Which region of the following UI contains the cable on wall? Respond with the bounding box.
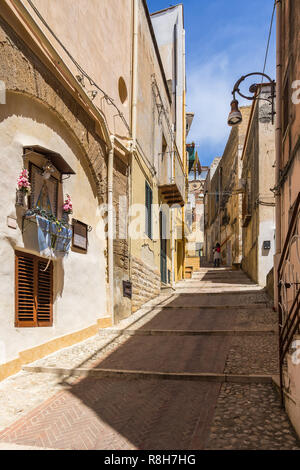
[25,0,131,134]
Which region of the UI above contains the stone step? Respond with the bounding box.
[21,365,277,384]
[98,328,277,337]
[143,303,272,310]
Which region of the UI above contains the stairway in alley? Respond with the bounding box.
[0,268,299,450]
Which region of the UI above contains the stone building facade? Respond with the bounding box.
[241,84,276,286]
[204,108,251,267]
[0,11,111,380]
[0,0,188,379]
[203,157,221,262]
[130,2,187,312]
[275,0,300,438]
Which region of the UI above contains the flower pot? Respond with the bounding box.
[16,189,26,206]
[62,212,70,224]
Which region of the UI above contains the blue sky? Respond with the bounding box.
[147,0,276,167]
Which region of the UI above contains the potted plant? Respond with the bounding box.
[62,194,73,223]
[16,169,31,206]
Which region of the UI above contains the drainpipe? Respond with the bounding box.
[132,0,138,145]
[275,0,282,255]
[108,135,115,325]
[274,0,282,311]
[171,208,175,289]
[128,0,139,280]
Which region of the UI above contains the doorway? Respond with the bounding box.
[160,211,167,284]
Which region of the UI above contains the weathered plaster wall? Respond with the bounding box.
[151,5,185,160]
[0,19,108,202]
[0,20,109,370]
[130,0,175,303]
[241,92,275,286]
[0,97,107,363]
[280,1,300,437]
[136,0,172,165]
[219,107,251,266]
[24,0,133,138]
[113,154,131,321]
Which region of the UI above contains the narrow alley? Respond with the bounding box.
[0,0,299,455]
[0,268,299,450]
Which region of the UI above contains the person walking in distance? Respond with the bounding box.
[213,242,221,267]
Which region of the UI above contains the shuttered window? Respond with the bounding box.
[15,251,53,327]
[145,182,152,240]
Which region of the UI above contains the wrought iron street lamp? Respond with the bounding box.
[228,72,276,126]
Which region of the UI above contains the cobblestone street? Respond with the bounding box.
[0,268,299,450]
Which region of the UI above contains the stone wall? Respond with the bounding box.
[0,18,108,202]
[113,154,131,321]
[131,256,161,313]
[0,17,112,377]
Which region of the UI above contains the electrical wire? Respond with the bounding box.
[262,0,276,77]
[25,0,131,134]
[258,0,276,95]
[189,1,276,154]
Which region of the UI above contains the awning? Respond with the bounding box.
[186,143,196,173]
[24,145,76,175]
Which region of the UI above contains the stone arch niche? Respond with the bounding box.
[0,16,108,203]
[0,90,108,339]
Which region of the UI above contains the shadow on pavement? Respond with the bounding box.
[0,271,277,450]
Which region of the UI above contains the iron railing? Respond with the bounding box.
[278,191,300,402]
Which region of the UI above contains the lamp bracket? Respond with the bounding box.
[231,72,276,124]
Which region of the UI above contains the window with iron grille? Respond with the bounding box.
[15,251,53,327]
[145,182,152,239]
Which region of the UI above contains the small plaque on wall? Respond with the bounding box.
[123,280,132,299]
[72,219,88,252]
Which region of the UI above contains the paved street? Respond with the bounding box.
[0,268,299,450]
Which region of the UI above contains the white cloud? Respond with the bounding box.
[186,48,275,151]
[186,53,232,145]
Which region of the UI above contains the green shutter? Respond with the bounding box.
[145,182,152,239]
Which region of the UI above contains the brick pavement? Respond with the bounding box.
[0,268,299,450]
[0,378,221,450]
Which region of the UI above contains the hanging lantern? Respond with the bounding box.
[227,99,243,126]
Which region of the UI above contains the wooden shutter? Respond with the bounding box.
[37,258,53,326]
[145,182,152,239]
[15,251,53,327]
[15,252,35,327]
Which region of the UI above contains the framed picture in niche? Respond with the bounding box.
[72,219,88,252]
[29,163,58,216]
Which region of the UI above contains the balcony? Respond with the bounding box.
[158,146,185,207]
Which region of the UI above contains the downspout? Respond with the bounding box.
[171,128,175,288]
[182,29,187,278]
[275,0,282,256]
[132,0,139,145]
[129,0,139,280]
[274,0,282,311]
[108,135,115,325]
[171,208,175,289]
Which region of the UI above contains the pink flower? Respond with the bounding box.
[63,194,73,213]
[17,169,31,193]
